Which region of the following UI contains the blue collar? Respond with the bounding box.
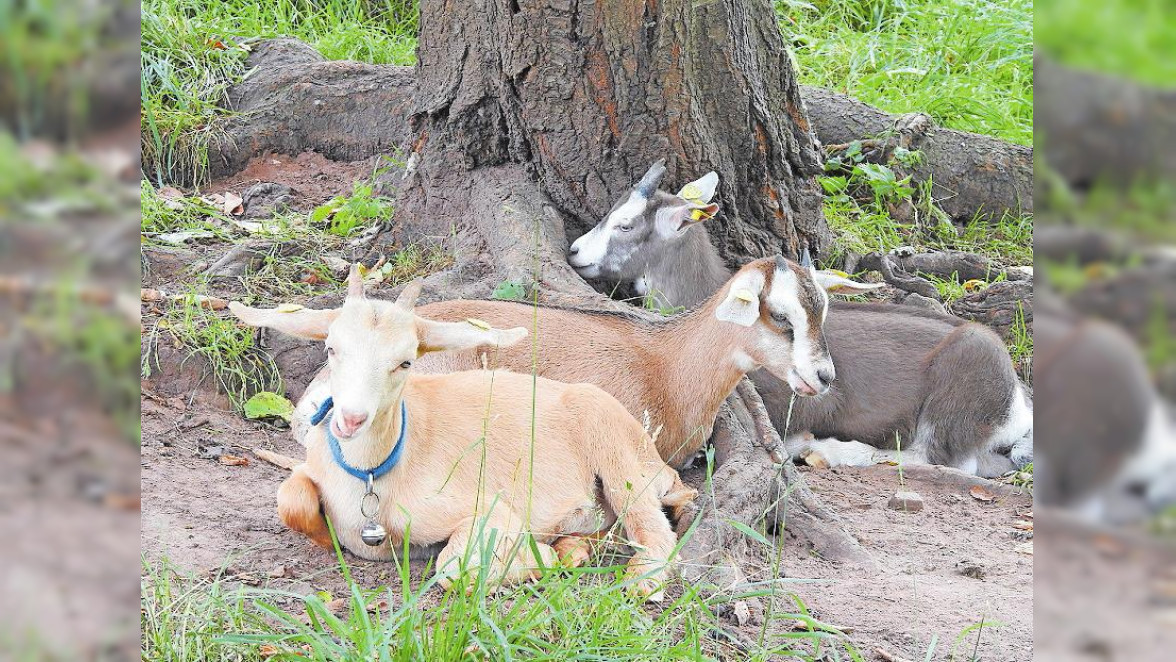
[310,397,408,483]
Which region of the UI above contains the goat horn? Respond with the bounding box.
[634,159,668,198]
[799,245,814,268]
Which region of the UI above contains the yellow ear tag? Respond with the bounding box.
[276,303,305,313]
[734,289,756,303]
[690,207,715,221]
[963,279,987,292]
[680,183,703,203]
[467,318,491,331]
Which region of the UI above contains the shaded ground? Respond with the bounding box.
[140,150,1033,660]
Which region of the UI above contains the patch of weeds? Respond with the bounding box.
[143,286,281,410]
[491,279,529,302]
[1005,462,1033,490]
[641,290,686,316]
[236,247,346,302]
[1144,296,1176,373]
[373,243,456,287]
[311,179,394,237]
[779,0,1032,144]
[820,142,1032,267]
[140,180,233,240]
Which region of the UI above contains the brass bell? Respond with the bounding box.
[360,520,387,546]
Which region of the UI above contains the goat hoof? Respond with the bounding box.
[802,450,830,469]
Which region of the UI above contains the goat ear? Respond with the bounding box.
[656,201,720,235]
[812,269,885,295]
[396,280,424,310]
[228,302,338,340]
[415,317,528,355]
[714,270,766,327]
[676,171,719,204]
[346,264,366,300]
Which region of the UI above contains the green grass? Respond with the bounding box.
[142,532,867,662]
[142,286,284,410]
[780,0,1032,145]
[141,0,419,184]
[1036,0,1176,87]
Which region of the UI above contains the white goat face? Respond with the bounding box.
[568,160,719,282]
[715,258,835,397]
[325,300,418,439]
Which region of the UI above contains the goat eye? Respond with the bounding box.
[400,360,413,370]
[619,224,633,233]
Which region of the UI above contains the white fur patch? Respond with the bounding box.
[987,385,1034,455]
[731,350,757,372]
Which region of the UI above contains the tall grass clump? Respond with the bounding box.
[779,0,1032,144]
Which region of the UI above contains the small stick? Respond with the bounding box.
[253,448,301,470]
[875,647,915,662]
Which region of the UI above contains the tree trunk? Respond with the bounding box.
[385,0,864,587]
[397,0,828,276]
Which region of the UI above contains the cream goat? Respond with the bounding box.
[230,276,694,597]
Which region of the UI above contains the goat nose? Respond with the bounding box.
[817,367,835,387]
[335,410,368,436]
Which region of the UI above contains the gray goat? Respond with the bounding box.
[569,161,1033,476]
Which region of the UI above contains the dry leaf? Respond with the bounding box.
[259,644,280,658]
[158,186,184,199]
[1012,520,1034,531]
[325,598,347,615]
[206,38,227,50]
[224,192,244,216]
[969,485,996,502]
[1014,542,1033,556]
[219,454,250,467]
[268,565,289,579]
[141,288,164,302]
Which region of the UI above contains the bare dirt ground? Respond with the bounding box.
[140,152,1033,660]
[139,394,1034,660]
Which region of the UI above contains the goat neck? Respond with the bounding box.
[332,388,409,473]
[650,294,756,462]
[643,226,731,310]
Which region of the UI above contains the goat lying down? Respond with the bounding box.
[230,276,695,597]
[567,160,1033,477]
[234,257,867,471]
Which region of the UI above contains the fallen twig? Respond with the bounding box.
[253,448,301,470]
[874,647,915,662]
